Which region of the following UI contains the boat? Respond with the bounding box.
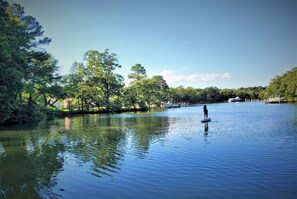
[164,102,181,108]
[228,96,243,102]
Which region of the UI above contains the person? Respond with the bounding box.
[203,105,208,119]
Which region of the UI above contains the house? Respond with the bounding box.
[64,98,72,109]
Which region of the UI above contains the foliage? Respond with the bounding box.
[123,66,169,109]
[0,0,56,123]
[167,86,266,104]
[128,64,147,81]
[265,67,297,102]
[64,50,124,111]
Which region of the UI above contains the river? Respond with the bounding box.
[0,102,296,199]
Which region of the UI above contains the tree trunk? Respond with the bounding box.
[19,92,22,111]
[81,97,84,111]
[28,94,33,109]
[43,94,48,107]
[106,90,110,110]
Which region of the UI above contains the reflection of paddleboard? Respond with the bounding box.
[201,118,211,123]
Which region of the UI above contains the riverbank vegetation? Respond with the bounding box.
[0,0,296,124]
[264,67,297,102]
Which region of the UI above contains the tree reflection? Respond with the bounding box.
[127,116,170,158]
[0,113,170,198]
[0,129,64,199]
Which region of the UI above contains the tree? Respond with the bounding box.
[132,76,169,109]
[64,62,88,111]
[0,0,51,123]
[24,53,63,108]
[83,49,123,110]
[123,86,138,109]
[150,75,169,107]
[134,78,152,109]
[265,75,283,99]
[172,86,187,103]
[0,0,23,122]
[266,67,297,102]
[282,67,297,102]
[128,64,147,81]
[124,63,148,109]
[220,89,235,102]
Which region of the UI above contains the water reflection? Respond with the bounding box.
[204,122,209,134]
[64,117,71,130]
[0,113,170,198]
[203,122,209,143]
[1,104,297,198]
[204,122,208,133]
[0,142,4,156]
[0,129,64,198]
[125,116,168,157]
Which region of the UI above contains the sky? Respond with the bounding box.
[7,0,297,88]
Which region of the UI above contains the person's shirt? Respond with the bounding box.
[203,106,207,112]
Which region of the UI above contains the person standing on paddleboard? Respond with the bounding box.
[203,105,208,119]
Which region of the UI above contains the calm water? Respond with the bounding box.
[0,102,296,199]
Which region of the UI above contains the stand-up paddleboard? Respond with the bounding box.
[201,118,211,123]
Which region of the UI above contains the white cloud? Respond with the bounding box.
[160,70,230,84]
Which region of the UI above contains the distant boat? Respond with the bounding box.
[228,96,243,102]
[164,102,181,108]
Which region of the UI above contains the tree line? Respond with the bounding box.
[0,0,295,124]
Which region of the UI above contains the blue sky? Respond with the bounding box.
[8,0,297,88]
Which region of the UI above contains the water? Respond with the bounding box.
[0,102,296,199]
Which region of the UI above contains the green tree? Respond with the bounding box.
[173,86,187,103]
[123,86,138,109]
[0,0,23,122]
[64,62,88,111]
[265,75,283,99]
[128,64,147,81]
[24,53,63,108]
[282,67,297,102]
[0,0,51,123]
[150,75,169,107]
[124,64,148,109]
[266,67,297,102]
[220,89,235,102]
[133,76,169,108]
[134,78,152,109]
[83,49,123,110]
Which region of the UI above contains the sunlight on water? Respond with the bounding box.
[0,102,296,198]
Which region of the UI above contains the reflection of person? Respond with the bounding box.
[204,122,209,136]
[203,105,208,119]
[204,122,209,132]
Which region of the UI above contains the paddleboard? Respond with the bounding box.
[201,118,211,123]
